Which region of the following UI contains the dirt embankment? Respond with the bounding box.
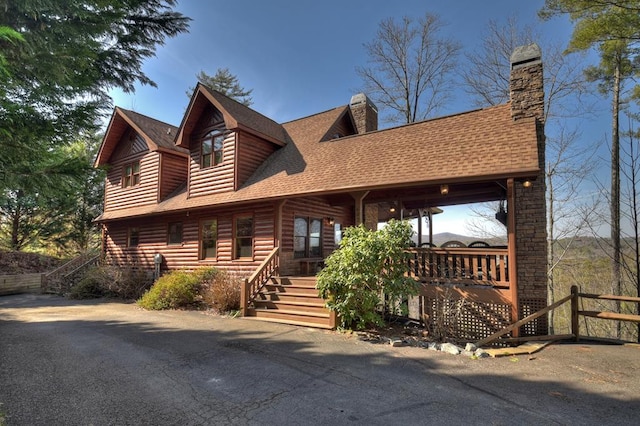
[0,250,64,274]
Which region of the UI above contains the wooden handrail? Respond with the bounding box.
[241,247,279,316]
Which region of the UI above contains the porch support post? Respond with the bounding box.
[350,191,369,226]
[417,209,423,246]
[274,199,287,248]
[507,178,519,336]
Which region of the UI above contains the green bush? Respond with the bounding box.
[317,219,419,330]
[136,268,219,310]
[200,269,241,313]
[69,268,107,299]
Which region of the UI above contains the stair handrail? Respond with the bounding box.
[241,247,279,316]
[63,254,101,280]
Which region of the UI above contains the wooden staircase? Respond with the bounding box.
[244,276,336,329]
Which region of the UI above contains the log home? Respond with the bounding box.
[95,44,547,336]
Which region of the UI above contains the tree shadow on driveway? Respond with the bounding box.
[0,294,638,425]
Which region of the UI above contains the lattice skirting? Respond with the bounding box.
[417,296,512,342]
[519,297,548,336]
[413,295,549,342]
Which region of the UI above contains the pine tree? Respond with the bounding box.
[187,68,253,106]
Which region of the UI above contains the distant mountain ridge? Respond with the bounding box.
[414,232,507,247]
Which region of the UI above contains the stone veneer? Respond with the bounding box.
[510,44,548,332]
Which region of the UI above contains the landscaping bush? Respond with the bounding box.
[317,219,419,330]
[70,265,152,300]
[200,269,241,313]
[69,267,108,299]
[137,270,204,310]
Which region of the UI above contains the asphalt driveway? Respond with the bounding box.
[1,294,639,425]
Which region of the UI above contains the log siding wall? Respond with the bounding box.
[279,197,354,275]
[104,150,160,212]
[235,131,278,189]
[104,202,277,277]
[188,132,236,198]
[104,196,354,278]
[159,153,188,201]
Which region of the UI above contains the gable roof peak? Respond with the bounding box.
[176,83,289,147]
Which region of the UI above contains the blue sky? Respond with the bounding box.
[109,0,609,236]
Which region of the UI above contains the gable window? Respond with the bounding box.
[234,215,253,259]
[127,227,139,247]
[201,128,225,168]
[167,222,183,245]
[200,219,217,260]
[122,161,140,188]
[294,217,322,258]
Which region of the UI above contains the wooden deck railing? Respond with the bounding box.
[241,247,279,316]
[406,247,509,289]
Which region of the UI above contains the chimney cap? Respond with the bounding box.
[349,93,378,113]
[510,43,542,70]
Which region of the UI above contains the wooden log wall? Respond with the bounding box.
[104,150,160,212]
[159,152,188,201]
[104,202,277,278]
[235,131,278,189]
[188,132,236,198]
[279,197,354,275]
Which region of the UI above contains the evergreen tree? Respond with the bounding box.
[187,68,253,106]
[0,0,189,252]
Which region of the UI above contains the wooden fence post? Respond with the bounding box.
[571,285,579,342]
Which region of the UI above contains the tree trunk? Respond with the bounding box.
[611,60,622,339]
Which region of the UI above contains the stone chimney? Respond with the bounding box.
[510,43,544,123]
[349,93,378,134]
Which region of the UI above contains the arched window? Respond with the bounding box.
[201,128,225,168]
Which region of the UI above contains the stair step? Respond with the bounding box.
[255,293,325,303]
[250,307,330,318]
[253,300,328,314]
[243,315,334,329]
[272,276,318,288]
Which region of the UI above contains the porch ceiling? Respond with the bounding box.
[323,179,509,212]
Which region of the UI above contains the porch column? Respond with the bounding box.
[350,191,369,226]
[274,199,287,248]
[507,178,519,335]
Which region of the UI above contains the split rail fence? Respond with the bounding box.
[477,285,640,347]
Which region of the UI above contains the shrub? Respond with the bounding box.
[200,269,241,313]
[317,219,419,330]
[103,267,152,300]
[137,269,205,310]
[69,267,108,299]
[70,265,152,300]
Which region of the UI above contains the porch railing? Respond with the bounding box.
[406,247,509,289]
[241,247,279,316]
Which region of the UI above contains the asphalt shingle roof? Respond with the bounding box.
[98,101,540,221]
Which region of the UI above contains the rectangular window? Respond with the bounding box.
[294,216,323,258]
[167,222,183,245]
[122,161,140,188]
[234,215,253,259]
[200,219,217,260]
[127,227,139,247]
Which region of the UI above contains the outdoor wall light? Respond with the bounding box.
[440,184,449,195]
[389,206,396,213]
[523,180,533,188]
[326,217,335,226]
